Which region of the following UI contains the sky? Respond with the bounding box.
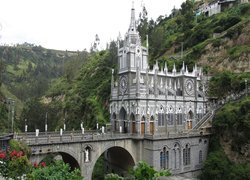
[0,0,185,51]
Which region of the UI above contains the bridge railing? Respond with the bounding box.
[15,129,210,146]
[15,132,142,145]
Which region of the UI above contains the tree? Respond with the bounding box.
[200,150,231,180]
[130,161,156,179]
[138,6,148,44]
[28,160,82,180]
[0,99,8,133]
[0,140,31,179]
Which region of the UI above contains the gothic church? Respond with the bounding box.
[109,5,210,176]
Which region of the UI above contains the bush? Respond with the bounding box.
[212,39,222,48]
[240,3,250,15]
[200,150,231,180]
[28,160,82,180]
[215,15,241,33]
[214,26,224,33]
[225,24,243,39]
[105,173,124,180]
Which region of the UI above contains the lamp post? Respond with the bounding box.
[97,122,99,134]
[63,111,67,131]
[12,101,14,133]
[25,119,27,134]
[8,99,15,133]
[45,112,48,135]
[245,79,248,96]
[63,118,66,131]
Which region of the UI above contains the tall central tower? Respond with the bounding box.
[118,4,148,74]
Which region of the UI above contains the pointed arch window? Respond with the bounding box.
[199,150,203,164]
[183,144,191,165]
[173,143,180,169]
[168,107,174,126]
[177,107,183,125]
[160,147,169,169]
[158,106,165,126]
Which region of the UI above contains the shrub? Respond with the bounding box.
[240,3,250,15]
[212,39,222,48]
[105,173,124,180]
[28,160,82,180]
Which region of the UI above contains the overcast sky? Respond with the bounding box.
[0,0,185,51]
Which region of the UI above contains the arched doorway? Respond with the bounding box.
[187,110,193,129]
[141,116,145,134]
[130,113,136,134]
[119,107,127,133]
[150,116,154,134]
[112,113,117,131]
[92,146,135,179]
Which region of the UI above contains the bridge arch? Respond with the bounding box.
[30,150,80,171]
[59,152,80,170]
[91,143,136,179]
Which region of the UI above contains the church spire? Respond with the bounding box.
[129,1,137,34]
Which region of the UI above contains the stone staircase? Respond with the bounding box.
[193,90,248,130]
[192,110,214,130]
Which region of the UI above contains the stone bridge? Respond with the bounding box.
[15,130,210,180]
[16,132,142,179]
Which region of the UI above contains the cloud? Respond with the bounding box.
[0,0,185,51]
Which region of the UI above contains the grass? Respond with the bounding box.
[6,59,36,76]
[228,44,250,59]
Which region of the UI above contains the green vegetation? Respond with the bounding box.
[200,96,250,180]
[0,93,8,134]
[208,71,249,99]
[0,140,31,179]
[0,139,82,179]
[28,160,82,180]
[92,154,105,180]
[137,1,250,71]
[42,42,117,130]
[104,161,171,180]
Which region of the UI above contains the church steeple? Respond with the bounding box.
[118,3,148,73]
[125,1,140,46]
[129,1,136,34]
